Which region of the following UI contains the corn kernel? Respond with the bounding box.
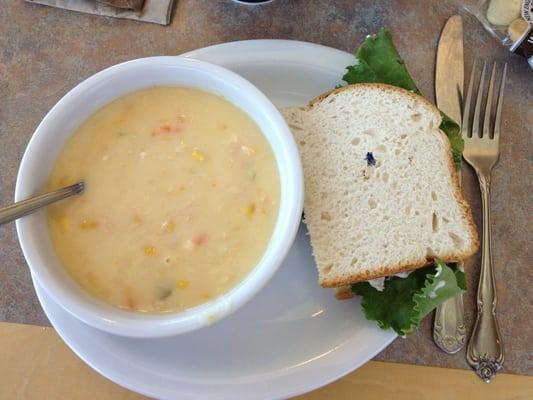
[192,148,204,161]
[161,220,175,233]
[80,219,98,229]
[58,216,69,231]
[85,271,98,286]
[245,203,255,216]
[240,144,255,156]
[176,280,189,289]
[112,116,125,126]
[144,246,157,256]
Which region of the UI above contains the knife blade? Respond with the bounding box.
[433,14,466,355]
[435,15,464,123]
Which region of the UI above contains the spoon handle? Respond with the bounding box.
[0,182,84,226]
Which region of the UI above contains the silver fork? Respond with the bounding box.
[463,59,507,383]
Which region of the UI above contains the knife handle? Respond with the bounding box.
[433,157,466,354]
[433,275,466,354]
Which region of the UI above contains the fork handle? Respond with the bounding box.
[466,173,504,382]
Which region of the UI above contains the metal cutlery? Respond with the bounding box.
[0,182,84,226]
[433,14,467,354]
[463,59,507,382]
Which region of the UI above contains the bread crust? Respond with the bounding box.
[299,83,479,288]
[307,83,441,119]
[334,286,354,300]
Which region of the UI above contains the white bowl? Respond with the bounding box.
[15,56,303,338]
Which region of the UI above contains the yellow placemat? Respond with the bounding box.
[1,322,532,400]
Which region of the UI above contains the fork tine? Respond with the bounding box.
[472,61,487,138]
[462,58,478,138]
[493,63,507,143]
[483,63,497,139]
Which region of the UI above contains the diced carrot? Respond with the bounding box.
[125,296,136,310]
[152,121,183,136]
[192,233,207,246]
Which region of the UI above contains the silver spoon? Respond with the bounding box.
[0,182,84,226]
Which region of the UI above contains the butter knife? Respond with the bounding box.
[432,15,467,354]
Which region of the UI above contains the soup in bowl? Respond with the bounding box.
[47,86,280,314]
[16,57,303,338]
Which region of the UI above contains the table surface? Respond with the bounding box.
[0,0,532,380]
[2,322,533,400]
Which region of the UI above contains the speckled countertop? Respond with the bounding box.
[0,0,531,376]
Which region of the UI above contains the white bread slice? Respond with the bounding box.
[281,83,478,288]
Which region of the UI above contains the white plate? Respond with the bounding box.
[33,40,396,400]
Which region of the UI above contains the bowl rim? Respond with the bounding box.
[15,56,303,338]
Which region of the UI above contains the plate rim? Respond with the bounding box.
[34,39,397,400]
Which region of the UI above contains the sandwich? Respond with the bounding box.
[281,29,479,335]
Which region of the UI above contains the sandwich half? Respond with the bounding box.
[281,83,478,290]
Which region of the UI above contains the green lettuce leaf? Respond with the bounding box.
[351,262,466,336]
[342,28,419,93]
[342,28,463,170]
[440,112,464,169]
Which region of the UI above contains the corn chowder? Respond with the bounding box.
[47,87,280,313]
